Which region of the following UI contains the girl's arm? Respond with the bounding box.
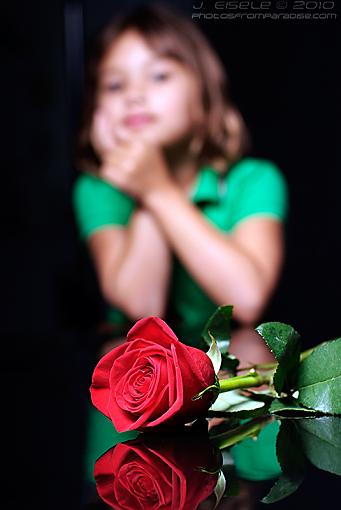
[143,183,284,325]
[86,110,172,320]
[88,112,283,325]
[88,208,171,320]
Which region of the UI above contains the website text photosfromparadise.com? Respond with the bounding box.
[192,1,338,21]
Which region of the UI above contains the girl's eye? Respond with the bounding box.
[103,82,123,92]
[152,71,171,82]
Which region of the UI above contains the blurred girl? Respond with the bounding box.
[73,2,288,350]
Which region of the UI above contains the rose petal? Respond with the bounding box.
[90,341,129,418]
[143,343,183,428]
[115,356,169,415]
[127,317,179,347]
[115,359,157,411]
[111,348,169,412]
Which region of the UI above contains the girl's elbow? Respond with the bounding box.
[102,286,165,322]
[226,288,268,326]
[234,303,263,326]
[123,299,166,322]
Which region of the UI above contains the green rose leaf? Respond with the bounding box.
[210,390,251,411]
[269,398,316,416]
[222,463,240,497]
[202,305,233,353]
[244,389,274,402]
[297,417,341,476]
[256,322,301,396]
[220,353,239,373]
[262,419,305,504]
[208,406,269,420]
[261,472,303,504]
[210,390,266,413]
[296,338,341,414]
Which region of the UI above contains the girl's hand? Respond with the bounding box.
[91,109,174,200]
[90,108,118,158]
[101,135,173,201]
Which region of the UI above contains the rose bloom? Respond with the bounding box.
[90,317,216,432]
[94,432,221,510]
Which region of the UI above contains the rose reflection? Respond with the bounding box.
[94,429,222,510]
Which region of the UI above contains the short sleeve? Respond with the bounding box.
[72,173,135,240]
[228,159,289,227]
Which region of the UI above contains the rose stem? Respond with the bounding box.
[218,370,273,393]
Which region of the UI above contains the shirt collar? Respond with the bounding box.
[190,165,222,205]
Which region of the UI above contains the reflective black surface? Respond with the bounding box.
[81,411,341,509]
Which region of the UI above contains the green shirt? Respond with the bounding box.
[73,157,288,344]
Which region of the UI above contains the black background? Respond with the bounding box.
[3,0,340,508]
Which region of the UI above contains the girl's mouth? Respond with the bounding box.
[123,113,155,128]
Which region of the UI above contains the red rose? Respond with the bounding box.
[94,432,221,510]
[90,317,216,432]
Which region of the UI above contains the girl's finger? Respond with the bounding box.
[113,124,134,146]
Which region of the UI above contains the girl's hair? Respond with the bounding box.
[75,2,250,173]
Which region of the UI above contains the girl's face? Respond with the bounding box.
[96,30,203,147]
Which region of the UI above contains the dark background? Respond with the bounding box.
[3,0,340,508]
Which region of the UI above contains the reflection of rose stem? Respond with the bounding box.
[192,370,273,401]
[210,415,273,450]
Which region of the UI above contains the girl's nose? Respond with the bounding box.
[125,82,146,105]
